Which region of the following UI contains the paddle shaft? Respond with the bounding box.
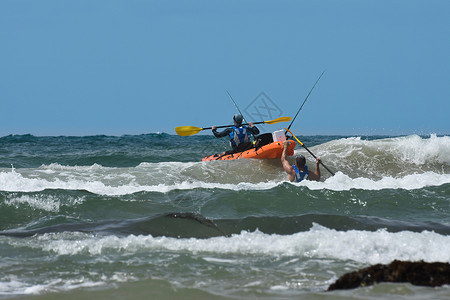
[205,120,266,131]
[175,117,291,136]
[285,128,335,176]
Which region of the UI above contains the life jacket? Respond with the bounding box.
[229,126,249,148]
[293,164,309,182]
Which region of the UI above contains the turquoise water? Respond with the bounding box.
[1,133,449,299]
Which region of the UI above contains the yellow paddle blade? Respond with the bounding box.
[264,117,291,124]
[175,126,203,136]
[285,128,304,146]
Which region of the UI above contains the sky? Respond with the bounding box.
[1,0,449,136]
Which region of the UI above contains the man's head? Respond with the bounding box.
[233,114,243,126]
[295,155,306,168]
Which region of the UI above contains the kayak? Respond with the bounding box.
[202,140,296,161]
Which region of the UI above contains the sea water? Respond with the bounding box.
[0,133,449,299]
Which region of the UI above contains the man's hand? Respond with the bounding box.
[212,126,217,130]
[249,122,254,127]
[283,140,291,149]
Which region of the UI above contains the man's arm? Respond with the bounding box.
[212,127,232,138]
[281,140,295,182]
[308,158,321,181]
[247,123,260,135]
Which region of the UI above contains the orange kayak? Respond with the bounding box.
[202,140,296,161]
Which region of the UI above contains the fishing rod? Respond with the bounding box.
[285,128,335,176]
[285,70,326,134]
[226,90,248,123]
[226,90,257,139]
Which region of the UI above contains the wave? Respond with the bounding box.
[3,211,449,239]
[308,134,450,179]
[1,166,449,196]
[1,134,449,299]
[5,223,449,265]
[327,134,450,164]
[0,134,449,195]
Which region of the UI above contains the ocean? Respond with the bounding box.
[0,133,449,299]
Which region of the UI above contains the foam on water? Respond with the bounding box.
[4,194,62,212]
[1,166,450,196]
[1,134,449,195]
[10,223,449,265]
[326,134,450,164]
[0,273,110,296]
[307,171,450,191]
[388,134,450,165]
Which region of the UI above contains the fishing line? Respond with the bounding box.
[286,70,326,135]
[226,90,248,123]
[226,90,256,140]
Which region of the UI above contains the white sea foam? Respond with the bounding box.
[1,134,450,195]
[326,134,450,165]
[3,193,85,212]
[304,171,450,191]
[0,275,27,295]
[388,134,450,165]
[4,195,61,212]
[1,165,449,195]
[18,224,450,265]
[0,274,106,295]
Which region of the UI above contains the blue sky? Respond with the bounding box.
[1,0,449,136]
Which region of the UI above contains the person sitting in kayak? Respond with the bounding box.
[212,114,260,154]
[281,140,321,182]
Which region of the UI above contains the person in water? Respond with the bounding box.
[281,140,321,182]
[212,114,260,154]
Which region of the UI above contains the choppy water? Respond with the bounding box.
[1,133,449,299]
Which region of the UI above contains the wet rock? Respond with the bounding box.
[328,260,450,290]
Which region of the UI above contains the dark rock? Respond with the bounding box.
[328,260,450,290]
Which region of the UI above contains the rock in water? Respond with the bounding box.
[328,260,450,290]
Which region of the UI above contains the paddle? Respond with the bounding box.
[285,128,335,176]
[175,117,292,137]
